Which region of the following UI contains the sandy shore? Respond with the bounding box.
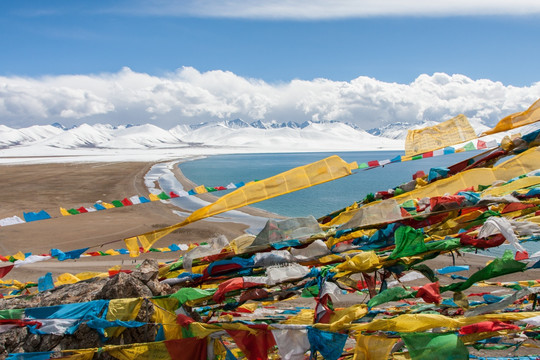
[0,160,278,282]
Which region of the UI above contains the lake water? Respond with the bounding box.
[179,150,540,257]
[178,151,483,219]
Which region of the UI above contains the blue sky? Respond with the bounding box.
[1,1,540,128]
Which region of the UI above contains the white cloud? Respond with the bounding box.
[1,67,539,129]
[125,0,540,19]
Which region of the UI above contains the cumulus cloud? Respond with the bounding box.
[1,67,539,129]
[124,0,540,19]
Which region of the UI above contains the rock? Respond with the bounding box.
[95,272,153,299]
[146,279,171,296]
[0,327,26,356]
[131,259,159,283]
[0,277,108,310]
[0,260,178,357]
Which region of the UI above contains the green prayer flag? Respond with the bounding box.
[169,259,184,272]
[402,199,416,211]
[170,287,216,305]
[412,155,423,160]
[411,264,438,283]
[389,226,427,260]
[301,284,319,298]
[157,192,170,200]
[0,308,24,320]
[111,200,124,207]
[367,286,414,308]
[67,208,79,215]
[401,332,468,360]
[442,250,526,293]
[463,142,476,151]
[358,163,369,169]
[424,238,461,252]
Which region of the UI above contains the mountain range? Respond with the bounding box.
[0,119,410,152]
[0,118,501,157]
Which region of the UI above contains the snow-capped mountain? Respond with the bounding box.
[0,120,404,152]
[0,124,65,148]
[367,121,439,140]
[367,118,494,140]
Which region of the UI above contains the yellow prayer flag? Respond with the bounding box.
[481,176,540,197]
[106,298,143,338]
[150,298,182,340]
[12,251,25,261]
[123,156,357,256]
[482,98,540,135]
[101,202,115,209]
[405,114,477,156]
[125,237,140,257]
[194,185,207,194]
[349,311,540,333]
[58,350,97,360]
[55,273,80,286]
[283,309,315,325]
[149,193,160,202]
[60,207,71,216]
[335,251,381,274]
[105,342,171,360]
[104,249,121,256]
[353,334,398,360]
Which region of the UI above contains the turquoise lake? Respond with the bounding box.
[179,150,540,257]
[178,151,483,219]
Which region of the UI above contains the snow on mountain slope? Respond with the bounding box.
[40,123,114,148]
[178,120,402,150]
[101,124,185,149]
[1,120,403,154]
[368,117,492,141]
[0,124,64,148]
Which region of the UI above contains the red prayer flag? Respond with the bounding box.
[416,281,442,304]
[501,202,535,214]
[213,278,259,303]
[108,269,132,277]
[0,265,14,279]
[460,233,506,249]
[367,160,380,167]
[169,191,180,198]
[459,320,519,335]
[121,198,133,206]
[412,170,426,180]
[76,207,88,213]
[422,151,433,158]
[400,208,411,217]
[477,140,487,149]
[165,338,208,360]
[227,325,276,360]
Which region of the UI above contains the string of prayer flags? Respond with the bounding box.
[123,155,358,256]
[356,138,499,171]
[405,114,477,156]
[482,97,540,136]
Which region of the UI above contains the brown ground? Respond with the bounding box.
[0,161,278,282]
